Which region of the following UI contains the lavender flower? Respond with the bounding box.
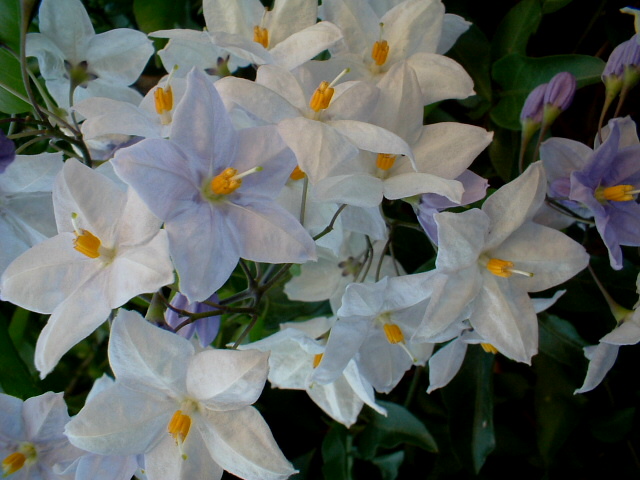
[165,293,221,347]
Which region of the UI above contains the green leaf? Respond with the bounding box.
[441,345,495,474]
[0,313,40,399]
[488,125,519,182]
[589,407,636,443]
[322,424,352,480]
[133,0,187,33]
[0,48,30,114]
[448,25,492,103]
[0,0,21,51]
[538,314,588,367]
[491,53,605,130]
[372,451,405,480]
[533,354,585,466]
[541,0,573,14]
[491,0,542,61]
[358,401,438,460]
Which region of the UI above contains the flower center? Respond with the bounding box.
[480,343,498,354]
[309,69,350,114]
[376,312,417,362]
[594,184,640,202]
[485,258,534,278]
[312,353,323,368]
[2,443,37,477]
[208,166,263,196]
[71,212,114,260]
[253,25,269,48]
[168,410,192,460]
[376,153,396,171]
[289,165,306,181]
[371,40,389,66]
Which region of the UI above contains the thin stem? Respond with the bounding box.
[232,313,259,348]
[299,176,308,226]
[15,136,47,154]
[313,204,347,241]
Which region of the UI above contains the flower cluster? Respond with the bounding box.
[0,0,638,478]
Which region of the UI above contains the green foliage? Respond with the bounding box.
[442,345,495,474]
[322,424,352,480]
[491,0,542,61]
[0,0,21,51]
[491,53,605,130]
[0,311,40,399]
[133,0,187,33]
[358,401,438,460]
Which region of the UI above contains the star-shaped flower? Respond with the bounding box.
[112,68,316,301]
[0,159,174,377]
[65,309,295,480]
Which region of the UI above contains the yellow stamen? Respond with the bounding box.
[376,153,396,171]
[2,452,26,476]
[168,410,192,444]
[154,86,174,125]
[309,69,350,113]
[595,184,638,202]
[486,258,534,278]
[309,81,334,112]
[371,40,389,66]
[253,25,269,48]
[383,323,404,344]
[312,353,323,368]
[74,229,101,259]
[290,165,306,180]
[209,166,263,196]
[211,168,241,195]
[481,343,498,354]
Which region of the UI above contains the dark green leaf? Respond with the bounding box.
[491,0,542,61]
[0,313,40,399]
[488,125,519,182]
[441,345,495,474]
[133,0,187,33]
[589,407,636,443]
[358,401,438,460]
[534,354,585,465]
[0,48,30,114]
[372,451,404,480]
[322,424,352,480]
[491,53,605,130]
[538,314,588,367]
[0,0,21,51]
[448,25,492,102]
[541,0,573,14]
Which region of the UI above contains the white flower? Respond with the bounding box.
[0,392,82,479]
[65,310,296,480]
[0,159,174,377]
[26,0,153,108]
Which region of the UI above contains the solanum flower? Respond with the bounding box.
[240,316,387,427]
[0,392,82,479]
[66,309,295,480]
[312,273,436,393]
[0,152,62,275]
[414,163,589,363]
[26,0,154,108]
[112,68,316,301]
[152,0,342,72]
[541,117,640,269]
[0,159,174,377]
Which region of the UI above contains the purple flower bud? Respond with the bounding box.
[520,83,547,124]
[0,130,15,174]
[604,35,640,77]
[165,292,221,347]
[544,72,576,112]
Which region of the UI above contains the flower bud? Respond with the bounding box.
[602,35,640,99]
[542,72,576,126]
[520,83,547,139]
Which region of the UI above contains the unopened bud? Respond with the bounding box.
[542,72,576,126]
